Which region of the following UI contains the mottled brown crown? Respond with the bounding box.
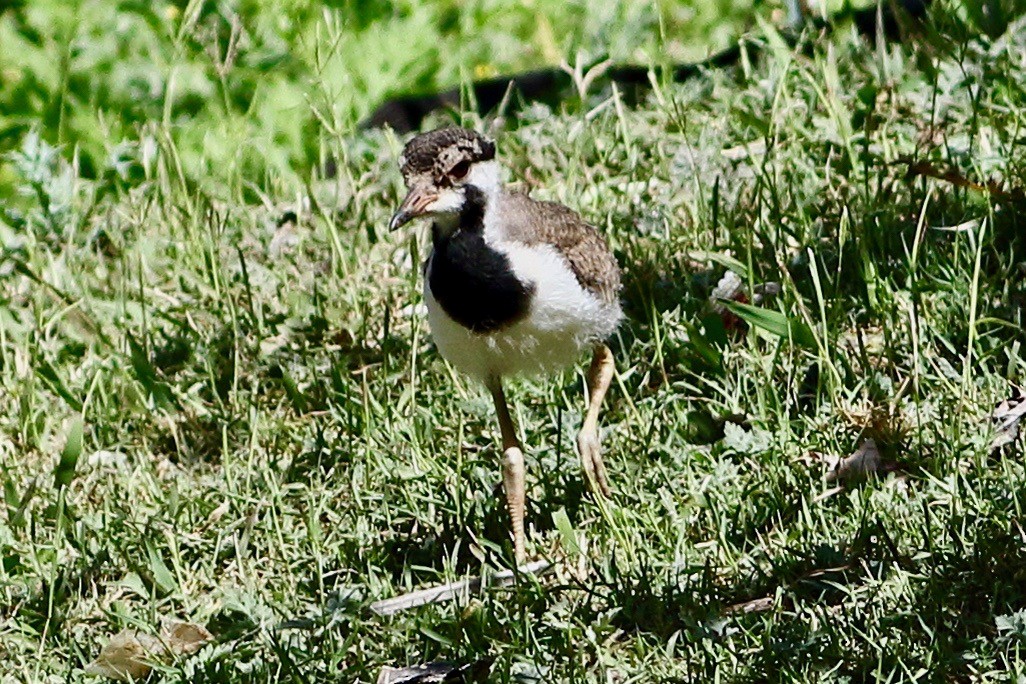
[399,127,495,178]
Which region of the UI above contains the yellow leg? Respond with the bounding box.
[577,344,614,497]
[488,377,527,564]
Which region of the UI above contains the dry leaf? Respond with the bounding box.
[826,439,881,483]
[723,596,775,615]
[83,631,162,681]
[991,386,1026,452]
[161,620,213,656]
[84,621,212,681]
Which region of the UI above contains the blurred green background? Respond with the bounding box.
[0,0,831,196]
[3,0,1019,198]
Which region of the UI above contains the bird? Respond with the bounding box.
[389,126,622,563]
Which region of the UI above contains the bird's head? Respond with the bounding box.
[389,127,499,233]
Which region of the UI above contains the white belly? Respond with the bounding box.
[424,243,620,382]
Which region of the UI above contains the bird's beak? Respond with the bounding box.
[390,184,437,231]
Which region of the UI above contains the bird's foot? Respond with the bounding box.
[577,430,612,498]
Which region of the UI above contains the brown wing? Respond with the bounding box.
[499,191,621,305]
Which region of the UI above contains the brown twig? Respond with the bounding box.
[899,157,1026,202]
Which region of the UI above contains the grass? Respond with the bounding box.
[2,1,1026,681]
[0,0,773,198]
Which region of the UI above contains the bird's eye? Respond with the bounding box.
[449,160,471,180]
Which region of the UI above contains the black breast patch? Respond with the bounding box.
[427,188,534,333]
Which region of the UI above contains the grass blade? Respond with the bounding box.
[721,300,817,348]
[53,416,83,490]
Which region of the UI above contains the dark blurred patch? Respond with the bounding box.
[377,659,493,684]
[851,0,932,39]
[361,1,933,134]
[361,69,570,134]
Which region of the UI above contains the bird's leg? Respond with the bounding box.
[577,344,614,498]
[488,377,527,564]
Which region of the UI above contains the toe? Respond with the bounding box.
[577,431,611,497]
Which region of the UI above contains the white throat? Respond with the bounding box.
[468,159,504,244]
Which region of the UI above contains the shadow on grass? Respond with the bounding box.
[577,491,1026,679]
[370,459,597,583]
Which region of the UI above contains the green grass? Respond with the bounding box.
[0,0,772,199]
[3,1,1026,681]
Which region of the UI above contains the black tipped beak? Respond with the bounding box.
[389,209,413,232]
[390,185,436,231]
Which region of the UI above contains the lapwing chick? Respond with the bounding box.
[390,127,622,563]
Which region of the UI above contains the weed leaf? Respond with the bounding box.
[144,541,178,594]
[552,508,581,556]
[53,416,83,490]
[721,300,817,348]
[126,334,174,408]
